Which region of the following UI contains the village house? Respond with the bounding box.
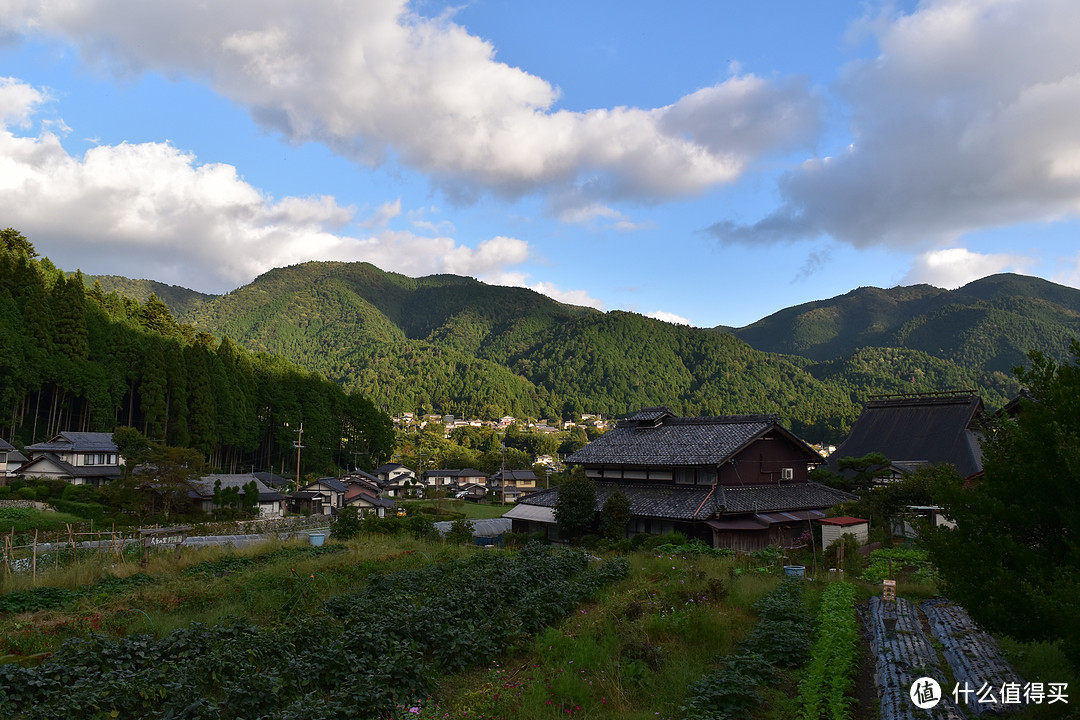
[344,489,395,517]
[828,392,986,482]
[301,477,348,515]
[0,438,14,479]
[508,407,855,550]
[424,468,488,491]
[187,474,285,518]
[489,469,539,502]
[374,462,419,498]
[18,431,123,487]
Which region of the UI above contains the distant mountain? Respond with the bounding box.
[89,275,214,317]
[728,274,1080,374]
[90,264,1080,442]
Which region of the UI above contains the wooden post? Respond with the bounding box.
[67,524,77,564]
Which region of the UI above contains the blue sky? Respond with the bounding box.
[2,0,1079,328]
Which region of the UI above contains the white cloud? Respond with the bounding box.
[1052,251,1080,288]
[484,271,605,310]
[1,1,821,205]
[902,247,1034,288]
[711,0,1080,249]
[645,310,692,326]
[0,79,531,292]
[0,76,47,127]
[358,198,401,229]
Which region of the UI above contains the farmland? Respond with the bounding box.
[0,536,1075,719]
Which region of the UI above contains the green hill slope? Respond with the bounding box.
[729,273,1080,374]
[99,262,1078,443]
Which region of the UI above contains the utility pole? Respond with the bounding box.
[293,422,304,493]
[500,444,506,506]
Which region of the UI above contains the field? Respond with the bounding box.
[0,537,1075,720]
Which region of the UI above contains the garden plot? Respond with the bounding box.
[865,596,967,720]
[921,599,1025,717]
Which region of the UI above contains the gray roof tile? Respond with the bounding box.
[567,415,779,466]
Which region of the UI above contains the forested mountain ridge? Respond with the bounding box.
[728,273,1080,373]
[90,260,1062,442]
[0,233,394,477]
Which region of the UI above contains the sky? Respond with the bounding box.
[2,0,1080,329]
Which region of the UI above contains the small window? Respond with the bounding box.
[675,468,694,484]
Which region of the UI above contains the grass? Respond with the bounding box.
[412,498,512,519]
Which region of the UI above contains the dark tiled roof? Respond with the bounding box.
[625,406,674,422]
[426,468,487,478]
[831,394,985,479]
[254,471,293,489]
[374,463,408,473]
[520,481,856,521]
[568,414,782,466]
[0,438,14,453]
[346,492,395,509]
[188,474,275,498]
[492,469,538,481]
[720,483,858,514]
[26,431,117,454]
[18,453,120,479]
[308,477,347,493]
[520,483,722,520]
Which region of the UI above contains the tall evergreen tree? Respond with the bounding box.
[140,339,168,440]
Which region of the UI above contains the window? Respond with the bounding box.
[675,468,695,484]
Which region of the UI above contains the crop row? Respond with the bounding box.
[0,544,629,720]
[0,574,157,615]
[681,578,814,720]
[798,582,857,720]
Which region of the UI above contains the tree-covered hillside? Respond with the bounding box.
[1,231,393,476]
[729,273,1080,373]
[89,258,1077,443]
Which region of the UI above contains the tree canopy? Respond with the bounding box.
[923,341,1080,667]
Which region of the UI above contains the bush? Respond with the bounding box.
[445,518,474,545]
[52,499,106,522]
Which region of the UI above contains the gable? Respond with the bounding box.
[568,412,819,468]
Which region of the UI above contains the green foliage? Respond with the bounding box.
[600,490,631,540]
[860,548,937,584]
[798,583,858,720]
[554,467,597,543]
[0,546,629,719]
[0,237,395,481]
[330,506,361,540]
[923,343,1080,668]
[445,517,474,545]
[681,579,813,720]
[0,574,155,614]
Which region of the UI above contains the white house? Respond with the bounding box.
[302,477,348,515]
[20,432,123,487]
[0,438,14,479]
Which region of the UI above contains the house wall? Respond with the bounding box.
[720,433,811,486]
[821,523,869,546]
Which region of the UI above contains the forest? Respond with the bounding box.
[0,230,394,477]
[155,259,1042,441]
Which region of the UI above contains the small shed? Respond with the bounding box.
[818,516,869,546]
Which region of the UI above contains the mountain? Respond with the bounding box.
[86,275,214,317]
[727,273,1080,374]
[92,265,1079,442]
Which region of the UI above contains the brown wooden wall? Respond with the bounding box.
[718,431,813,487]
